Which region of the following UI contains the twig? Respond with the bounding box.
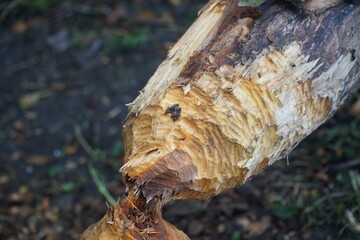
[123,194,140,212]
[0,0,24,25]
[305,192,348,213]
[322,159,360,173]
[5,57,41,77]
[272,182,322,189]
[291,182,301,198]
[345,209,360,232]
[349,170,360,194]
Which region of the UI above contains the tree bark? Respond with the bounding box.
[81,0,360,239]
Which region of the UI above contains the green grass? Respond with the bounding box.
[102,28,149,54]
[111,140,123,158]
[47,164,63,177]
[70,30,97,49]
[49,181,76,195]
[325,121,360,158]
[20,0,58,10]
[70,27,149,53]
[62,181,76,192]
[87,163,117,206]
[230,231,241,240]
[267,103,360,238]
[272,201,302,220]
[73,125,118,206]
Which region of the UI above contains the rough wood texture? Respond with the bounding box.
[122,0,360,201]
[81,0,360,239]
[81,194,189,240]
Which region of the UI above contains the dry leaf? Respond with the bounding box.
[27,155,53,166]
[136,10,157,21]
[106,5,126,25]
[246,215,271,237]
[349,97,360,118]
[12,21,29,35]
[314,173,329,182]
[63,144,78,155]
[168,0,181,6]
[19,90,53,109]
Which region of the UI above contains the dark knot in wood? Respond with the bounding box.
[165,104,181,121]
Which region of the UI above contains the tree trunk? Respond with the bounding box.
[81,0,360,239]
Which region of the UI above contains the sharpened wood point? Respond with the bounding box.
[81,194,190,240]
[81,0,360,239]
[123,149,197,203]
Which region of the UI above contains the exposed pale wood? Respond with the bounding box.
[122,0,360,201]
[81,0,360,239]
[81,194,189,240]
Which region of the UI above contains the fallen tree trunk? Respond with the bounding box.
[81,0,360,239]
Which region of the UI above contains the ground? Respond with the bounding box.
[0,0,360,240]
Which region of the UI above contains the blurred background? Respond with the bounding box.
[0,0,360,239]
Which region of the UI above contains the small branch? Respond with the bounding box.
[0,0,24,25]
[349,170,360,194]
[322,159,360,173]
[345,209,360,232]
[304,192,349,213]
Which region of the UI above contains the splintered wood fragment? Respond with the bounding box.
[81,0,360,239]
[81,194,189,240]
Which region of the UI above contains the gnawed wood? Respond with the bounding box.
[81,194,190,240]
[122,0,360,201]
[82,0,360,239]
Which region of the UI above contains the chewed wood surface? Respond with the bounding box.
[82,0,360,239]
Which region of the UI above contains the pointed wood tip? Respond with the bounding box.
[80,194,190,240]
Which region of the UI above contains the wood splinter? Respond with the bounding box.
[81,0,360,239]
